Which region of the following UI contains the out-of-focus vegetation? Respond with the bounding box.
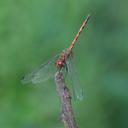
[0,0,128,128]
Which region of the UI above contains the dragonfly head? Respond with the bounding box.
[55,48,72,70]
[55,60,65,69]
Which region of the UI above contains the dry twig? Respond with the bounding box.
[55,71,78,128]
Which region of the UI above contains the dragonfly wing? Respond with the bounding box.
[66,57,83,100]
[21,54,59,84]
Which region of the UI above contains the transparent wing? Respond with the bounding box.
[66,57,83,100]
[21,54,59,84]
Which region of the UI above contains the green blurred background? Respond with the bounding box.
[0,0,128,128]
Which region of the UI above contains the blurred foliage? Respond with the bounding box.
[0,0,128,128]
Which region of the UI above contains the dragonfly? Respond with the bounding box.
[21,15,90,100]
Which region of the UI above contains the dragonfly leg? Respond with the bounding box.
[65,61,68,72]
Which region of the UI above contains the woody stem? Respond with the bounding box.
[55,71,78,128]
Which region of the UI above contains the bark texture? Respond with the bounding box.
[55,71,78,128]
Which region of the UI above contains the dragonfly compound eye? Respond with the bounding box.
[55,60,65,68]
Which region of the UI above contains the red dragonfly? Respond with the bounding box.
[22,15,90,100]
